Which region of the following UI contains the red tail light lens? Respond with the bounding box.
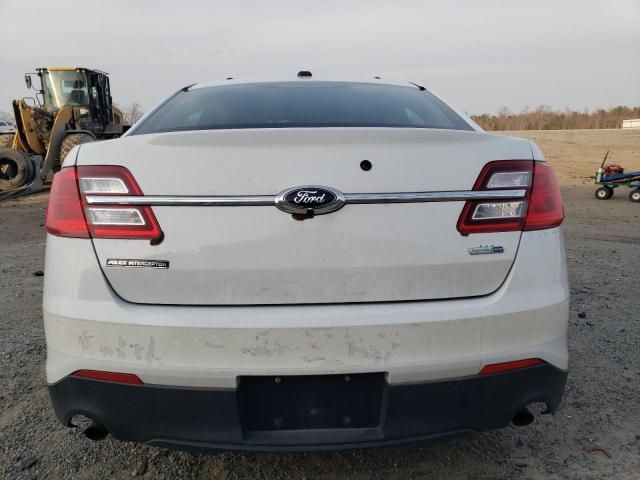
[479,358,544,375]
[72,369,144,384]
[523,162,564,231]
[45,168,90,238]
[457,160,563,235]
[46,166,162,242]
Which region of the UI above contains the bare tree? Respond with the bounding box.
[497,106,512,131]
[518,106,530,130]
[123,102,144,125]
[532,105,550,130]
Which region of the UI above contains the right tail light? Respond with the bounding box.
[457,160,564,235]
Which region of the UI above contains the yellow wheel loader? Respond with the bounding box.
[0,67,129,198]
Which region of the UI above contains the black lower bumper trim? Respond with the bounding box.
[48,364,567,452]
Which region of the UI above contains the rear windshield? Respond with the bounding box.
[131,82,472,135]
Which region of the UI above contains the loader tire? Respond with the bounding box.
[0,148,32,191]
[0,133,14,149]
[59,133,95,165]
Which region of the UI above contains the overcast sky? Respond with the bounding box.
[1,0,638,115]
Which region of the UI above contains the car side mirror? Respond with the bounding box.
[25,75,32,89]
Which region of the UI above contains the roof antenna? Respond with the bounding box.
[409,82,426,91]
[297,70,312,78]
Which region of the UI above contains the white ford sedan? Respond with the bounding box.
[43,73,568,451]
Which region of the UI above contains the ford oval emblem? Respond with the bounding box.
[275,186,346,215]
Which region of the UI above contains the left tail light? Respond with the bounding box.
[46,166,162,242]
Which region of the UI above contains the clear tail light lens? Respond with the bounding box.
[457,160,563,235]
[46,166,162,242]
[86,208,146,226]
[472,201,527,220]
[486,171,531,189]
[79,177,129,194]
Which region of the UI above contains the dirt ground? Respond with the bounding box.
[1,129,639,479]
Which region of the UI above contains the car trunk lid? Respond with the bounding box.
[78,128,532,305]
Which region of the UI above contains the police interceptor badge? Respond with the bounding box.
[468,245,504,255]
[106,259,170,269]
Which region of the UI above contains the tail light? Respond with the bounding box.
[457,160,563,235]
[46,166,162,242]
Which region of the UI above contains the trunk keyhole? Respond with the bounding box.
[360,160,372,171]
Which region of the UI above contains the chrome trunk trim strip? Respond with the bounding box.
[85,189,527,207]
[343,189,526,204]
[85,195,275,206]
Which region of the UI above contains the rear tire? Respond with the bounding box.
[629,189,640,203]
[59,133,95,165]
[0,148,33,191]
[595,186,613,200]
[0,133,15,149]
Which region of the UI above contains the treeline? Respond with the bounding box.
[471,105,640,131]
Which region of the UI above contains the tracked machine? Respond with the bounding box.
[0,67,129,198]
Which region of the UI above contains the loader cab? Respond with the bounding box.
[26,67,115,130]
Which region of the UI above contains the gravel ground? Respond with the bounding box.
[1,129,639,479]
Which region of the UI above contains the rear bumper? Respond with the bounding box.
[49,363,567,452]
[43,228,569,388]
